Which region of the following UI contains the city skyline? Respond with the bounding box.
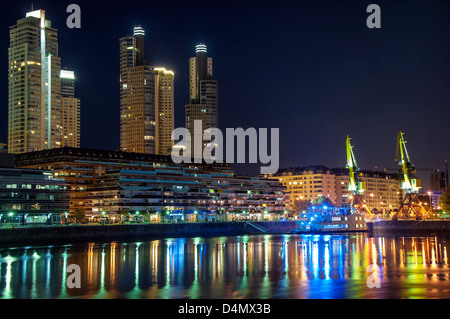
[2,1,450,303]
[0,0,449,178]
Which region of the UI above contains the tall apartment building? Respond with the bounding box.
[154,68,174,155]
[8,9,62,154]
[119,26,155,154]
[60,69,80,147]
[185,44,218,157]
[266,166,401,214]
[8,9,80,154]
[120,27,174,155]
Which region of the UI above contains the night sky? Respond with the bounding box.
[1,0,449,182]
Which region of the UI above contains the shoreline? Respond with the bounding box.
[3,219,450,248]
[0,221,298,247]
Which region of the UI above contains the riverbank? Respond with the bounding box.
[0,221,298,246]
[367,219,450,235]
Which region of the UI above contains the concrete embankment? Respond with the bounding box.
[0,221,297,246]
[367,220,450,235]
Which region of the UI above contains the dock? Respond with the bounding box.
[367,219,450,235]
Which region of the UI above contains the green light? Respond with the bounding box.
[194,211,198,214]
[136,211,140,215]
[8,212,14,217]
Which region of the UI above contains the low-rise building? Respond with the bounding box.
[265,166,402,214]
[15,147,285,220]
[0,155,69,226]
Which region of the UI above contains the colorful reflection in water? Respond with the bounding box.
[0,233,449,299]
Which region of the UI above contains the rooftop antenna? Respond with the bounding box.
[31,3,34,11]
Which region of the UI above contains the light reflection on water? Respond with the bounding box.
[0,233,449,299]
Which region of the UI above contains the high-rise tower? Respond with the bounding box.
[60,69,80,147]
[119,26,175,155]
[185,44,218,157]
[8,9,62,154]
[154,68,175,156]
[119,26,156,154]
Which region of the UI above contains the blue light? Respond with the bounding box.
[323,206,328,210]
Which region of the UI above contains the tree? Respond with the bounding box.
[292,199,310,213]
[439,189,450,212]
[72,208,85,223]
[312,196,335,208]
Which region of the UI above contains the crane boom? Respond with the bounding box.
[346,135,372,219]
[392,130,428,220]
[396,130,421,193]
[346,135,358,193]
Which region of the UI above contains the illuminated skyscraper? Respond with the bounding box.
[185,44,218,157]
[154,68,175,156]
[8,9,62,153]
[119,27,175,155]
[60,69,80,147]
[119,26,155,154]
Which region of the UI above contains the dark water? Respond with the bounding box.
[0,233,449,299]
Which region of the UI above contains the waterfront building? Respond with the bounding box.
[60,69,80,148]
[8,9,80,154]
[15,147,285,219]
[185,44,218,157]
[266,166,336,210]
[89,170,284,222]
[154,68,175,156]
[333,169,401,214]
[0,154,69,226]
[265,165,401,214]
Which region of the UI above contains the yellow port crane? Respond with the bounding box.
[346,135,373,219]
[392,130,429,220]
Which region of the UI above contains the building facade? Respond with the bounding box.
[8,9,80,155]
[15,147,286,219]
[120,27,175,156]
[0,153,69,226]
[60,69,80,148]
[154,68,175,156]
[89,169,285,221]
[333,169,401,213]
[119,27,155,154]
[185,44,218,157]
[8,9,61,154]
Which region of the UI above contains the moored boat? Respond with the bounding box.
[295,206,368,232]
